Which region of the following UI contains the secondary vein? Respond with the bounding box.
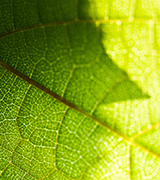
[0,19,160,39]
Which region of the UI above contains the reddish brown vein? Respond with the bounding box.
[1,59,160,161]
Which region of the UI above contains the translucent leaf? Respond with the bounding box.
[0,0,160,179]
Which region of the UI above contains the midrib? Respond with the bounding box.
[0,59,160,160]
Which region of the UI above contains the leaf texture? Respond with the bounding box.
[0,0,160,180]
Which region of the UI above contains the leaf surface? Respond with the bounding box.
[0,0,160,180]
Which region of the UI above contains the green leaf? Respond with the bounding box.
[0,0,160,180]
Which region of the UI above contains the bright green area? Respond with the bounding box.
[0,0,160,180]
